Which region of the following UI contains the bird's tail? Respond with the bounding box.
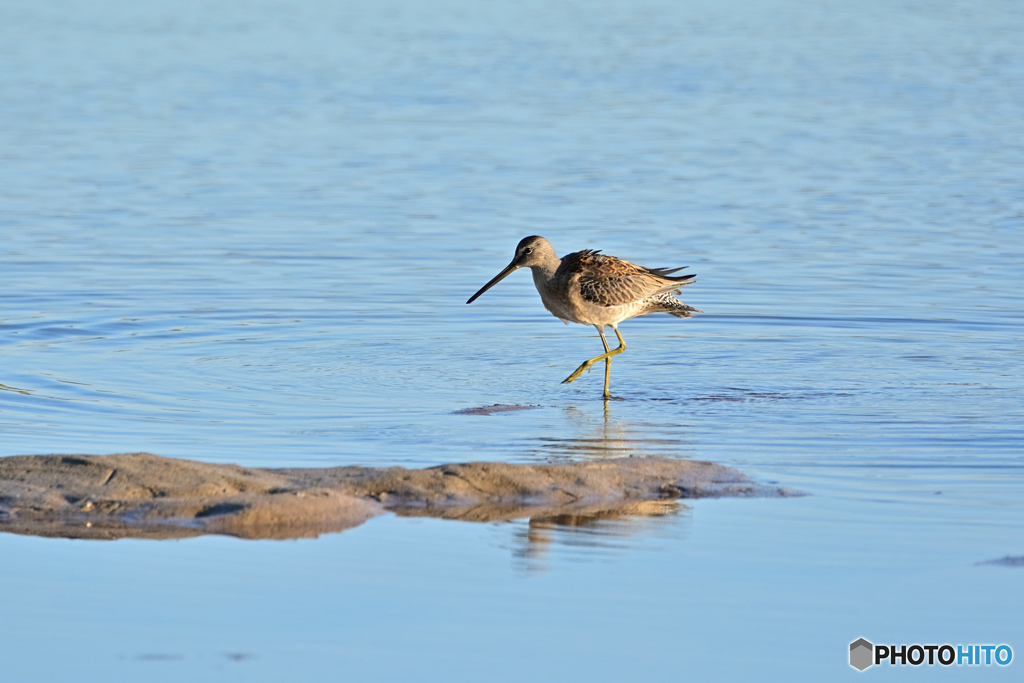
[647,267,697,285]
[654,294,702,318]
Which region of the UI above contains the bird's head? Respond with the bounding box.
[466,236,556,304]
[510,235,554,269]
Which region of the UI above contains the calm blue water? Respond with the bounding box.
[1,0,1022,679]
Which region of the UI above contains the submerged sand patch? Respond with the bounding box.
[977,556,1024,568]
[0,453,798,540]
[451,404,542,415]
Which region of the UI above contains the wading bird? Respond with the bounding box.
[466,236,700,398]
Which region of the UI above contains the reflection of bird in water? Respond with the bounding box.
[512,408,694,571]
[512,500,685,573]
[467,236,701,398]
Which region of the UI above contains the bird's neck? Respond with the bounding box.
[528,255,561,290]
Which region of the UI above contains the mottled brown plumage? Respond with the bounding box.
[467,236,701,398]
[566,249,698,311]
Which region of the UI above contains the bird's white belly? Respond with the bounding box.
[538,289,643,327]
[574,300,645,326]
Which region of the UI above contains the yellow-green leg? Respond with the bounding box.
[562,326,626,398]
[598,328,612,398]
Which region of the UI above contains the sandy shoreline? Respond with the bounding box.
[0,453,798,540]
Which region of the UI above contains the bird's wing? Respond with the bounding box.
[563,250,695,307]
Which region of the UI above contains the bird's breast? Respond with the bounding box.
[530,273,584,324]
[537,288,583,324]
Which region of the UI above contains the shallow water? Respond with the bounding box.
[1,0,1023,679]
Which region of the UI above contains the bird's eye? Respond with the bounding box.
[524,247,533,255]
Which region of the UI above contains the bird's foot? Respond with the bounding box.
[561,361,593,384]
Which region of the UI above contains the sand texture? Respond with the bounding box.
[0,453,798,540]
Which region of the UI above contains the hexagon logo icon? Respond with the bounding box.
[850,638,874,671]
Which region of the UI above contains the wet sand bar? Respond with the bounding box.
[0,453,796,540]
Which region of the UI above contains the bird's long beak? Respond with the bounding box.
[466,260,519,304]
